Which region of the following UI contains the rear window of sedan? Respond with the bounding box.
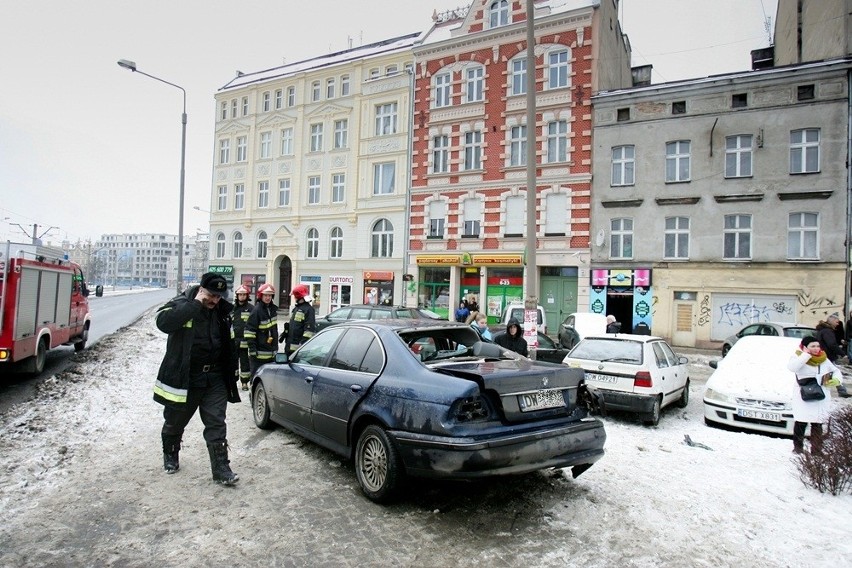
[784,327,815,339]
[569,338,643,364]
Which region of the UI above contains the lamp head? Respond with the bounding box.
[117,59,137,71]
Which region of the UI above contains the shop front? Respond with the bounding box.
[363,271,395,306]
[328,275,354,313]
[589,268,653,334]
[299,275,322,315]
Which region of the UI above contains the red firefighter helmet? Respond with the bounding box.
[235,285,250,295]
[292,284,309,300]
[258,283,276,296]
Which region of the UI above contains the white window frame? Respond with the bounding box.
[259,131,271,159]
[610,218,633,259]
[275,89,283,109]
[790,128,820,173]
[241,96,248,116]
[463,130,482,170]
[432,135,449,174]
[233,231,243,259]
[236,136,247,162]
[280,127,293,156]
[258,181,269,208]
[326,77,335,99]
[428,201,446,238]
[311,81,321,102]
[310,123,323,152]
[505,195,525,236]
[665,140,691,182]
[375,102,398,136]
[262,91,270,112]
[219,139,230,165]
[308,176,321,205]
[462,198,481,237]
[329,227,343,259]
[217,185,227,211]
[215,232,225,259]
[434,72,451,108]
[547,49,570,89]
[231,99,237,118]
[257,231,268,259]
[333,119,348,149]
[306,228,319,259]
[340,75,350,96]
[373,162,395,195]
[286,86,295,107]
[278,179,291,207]
[611,145,635,186]
[725,134,753,178]
[489,0,510,28]
[787,212,819,260]
[509,125,527,167]
[220,101,227,121]
[510,58,526,96]
[465,66,484,103]
[544,193,567,236]
[332,173,345,203]
[546,120,568,163]
[371,219,394,258]
[664,216,690,259]
[723,214,752,260]
[234,183,245,210]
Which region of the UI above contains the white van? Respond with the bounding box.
[499,303,547,335]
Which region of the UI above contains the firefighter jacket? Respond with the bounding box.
[285,299,316,353]
[245,301,279,361]
[153,286,240,407]
[231,300,253,349]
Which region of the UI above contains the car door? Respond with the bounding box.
[535,333,570,363]
[653,341,687,406]
[311,327,385,447]
[273,328,346,430]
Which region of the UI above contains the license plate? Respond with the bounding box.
[737,408,781,422]
[518,389,565,412]
[586,372,617,383]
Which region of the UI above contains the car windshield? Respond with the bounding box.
[569,337,643,364]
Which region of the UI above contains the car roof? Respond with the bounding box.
[582,333,664,343]
[325,319,468,332]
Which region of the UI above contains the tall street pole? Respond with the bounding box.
[525,0,539,358]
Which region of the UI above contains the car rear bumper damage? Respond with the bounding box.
[593,389,657,414]
[388,419,606,479]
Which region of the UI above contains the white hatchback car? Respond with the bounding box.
[703,335,801,435]
[562,334,690,425]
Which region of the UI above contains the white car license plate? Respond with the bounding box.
[585,372,617,383]
[737,408,781,422]
[518,389,565,412]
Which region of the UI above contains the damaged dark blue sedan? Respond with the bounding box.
[251,320,606,502]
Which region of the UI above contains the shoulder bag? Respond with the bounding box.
[797,376,826,401]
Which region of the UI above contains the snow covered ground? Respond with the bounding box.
[0,312,850,567]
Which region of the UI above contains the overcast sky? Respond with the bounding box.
[0,0,777,245]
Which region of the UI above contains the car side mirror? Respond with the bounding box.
[274,351,290,365]
[678,356,687,365]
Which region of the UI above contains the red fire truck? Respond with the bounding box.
[0,242,91,374]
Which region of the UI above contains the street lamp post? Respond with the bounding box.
[117,59,186,295]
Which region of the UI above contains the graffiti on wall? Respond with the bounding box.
[716,301,794,327]
[698,294,711,327]
[798,292,841,318]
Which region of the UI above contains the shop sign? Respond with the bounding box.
[471,254,523,265]
[416,255,462,265]
[329,275,354,285]
[363,271,394,281]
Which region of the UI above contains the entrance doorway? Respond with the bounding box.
[606,291,633,333]
[278,256,292,313]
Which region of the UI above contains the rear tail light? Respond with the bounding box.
[452,395,491,422]
[634,371,653,388]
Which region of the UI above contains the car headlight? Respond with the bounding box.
[703,388,733,404]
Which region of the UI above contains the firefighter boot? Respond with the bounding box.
[162,434,181,474]
[207,441,239,485]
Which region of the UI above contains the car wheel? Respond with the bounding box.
[74,325,89,352]
[355,425,403,503]
[676,379,690,409]
[252,381,273,430]
[643,396,662,426]
[721,344,731,357]
[24,338,47,375]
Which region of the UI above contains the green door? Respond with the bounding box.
[540,276,577,336]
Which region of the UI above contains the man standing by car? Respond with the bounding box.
[231,285,253,391]
[284,284,315,354]
[245,283,279,376]
[153,272,240,485]
[494,318,528,357]
[816,314,850,397]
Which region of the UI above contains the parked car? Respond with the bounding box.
[251,320,606,502]
[314,304,443,332]
[557,312,608,349]
[721,322,815,356]
[704,335,801,435]
[497,303,547,334]
[562,334,690,426]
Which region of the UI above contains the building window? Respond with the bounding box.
[329,227,343,259]
[797,84,815,101]
[509,125,527,167]
[257,231,268,259]
[465,66,484,103]
[375,102,398,135]
[258,181,269,208]
[332,173,345,203]
[428,201,446,239]
[725,135,752,178]
[308,176,321,205]
[373,162,395,195]
[386,64,398,76]
[788,212,818,259]
[723,214,752,259]
[672,101,686,114]
[275,89,283,109]
[510,58,526,96]
[731,93,748,108]
[215,233,225,258]
[326,77,335,99]
[463,130,482,170]
[617,108,630,121]
[241,96,248,116]
[278,179,290,207]
[434,72,451,108]
[311,81,321,102]
[546,120,568,163]
[306,228,319,259]
[220,101,227,121]
[231,99,237,118]
[611,145,635,186]
[369,68,380,80]
[664,217,690,259]
[234,184,245,210]
[280,127,293,155]
[233,232,243,259]
[371,219,394,258]
[547,49,569,89]
[310,123,323,152]
[286,86,295,107]
[610,218,633,259]
[432,135,449,173]
[505,195,524,237]
[259,131,271,159]
[217,185,227,211]
[790,128,820,173]
[262,91,271,112]
[219,139,230,164]
[341,75,350,96]
[236,136,247,162]
[462,198,481,237]
[333,119,348,149]
[489,0,510,27]
[544,193,567,236]
[665,140,690,182]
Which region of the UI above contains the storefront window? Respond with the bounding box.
[419,267,451,318]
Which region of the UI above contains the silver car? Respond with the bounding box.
[721,322,815,356]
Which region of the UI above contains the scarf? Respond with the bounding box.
[795,349,827,366]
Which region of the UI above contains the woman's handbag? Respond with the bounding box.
[797,376,826,401]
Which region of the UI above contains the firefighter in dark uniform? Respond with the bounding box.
[284,284,316,353]
[153,272,240,485]
[231,285,253,390]
[244,283,278,376]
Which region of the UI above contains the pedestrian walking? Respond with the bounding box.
[231,285,253,391]
[153,272,240,485]
[283,284,316,353]
[245,283,279,376]
[787,335,843,454]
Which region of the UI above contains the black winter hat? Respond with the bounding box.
[200,272,228,297]
[801,335,818,347]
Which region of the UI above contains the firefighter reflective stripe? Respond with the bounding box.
[303,331,314,340]
[183,320,193,328]
[153,380,188,404]
[239,371,251,380]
